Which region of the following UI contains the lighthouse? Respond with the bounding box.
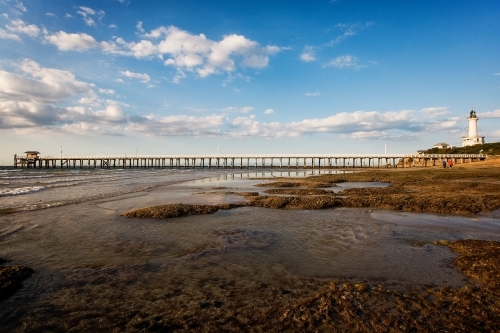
[462,110,485,147]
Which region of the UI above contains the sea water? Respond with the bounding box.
[1,167,500,331]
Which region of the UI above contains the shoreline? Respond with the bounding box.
[2,161,500,332]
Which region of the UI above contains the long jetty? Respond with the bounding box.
[14,153,486,169]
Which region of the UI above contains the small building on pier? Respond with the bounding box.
[14,151,41,168]
[25,151,40,160]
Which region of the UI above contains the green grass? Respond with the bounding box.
[422,142,500,155]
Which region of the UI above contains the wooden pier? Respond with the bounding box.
[13,153,486,169]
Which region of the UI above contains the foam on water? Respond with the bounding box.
[0,186,45,197]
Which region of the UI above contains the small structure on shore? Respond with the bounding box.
[433,142,452,149]
[462,110,485,147]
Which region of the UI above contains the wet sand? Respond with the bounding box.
[1,162,500,332]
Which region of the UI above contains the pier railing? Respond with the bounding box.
[13,153,486,169]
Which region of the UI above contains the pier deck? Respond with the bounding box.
[13,154,486,169]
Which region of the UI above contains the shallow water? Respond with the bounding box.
[1,168,500,331]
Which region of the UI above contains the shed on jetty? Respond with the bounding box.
[25,151,40,159]
[14,151,41,168]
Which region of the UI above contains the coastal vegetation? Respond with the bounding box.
[422,141,500,155]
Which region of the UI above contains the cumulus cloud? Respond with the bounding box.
[478,109,500,118]
[0,59,130,130]
[0,28,21,41]
[300,52,316,62]
[419,107,450,117]
[228,110,418,138]
[64,103,127,124]
[0,59,93,103]
[6,19,40,37]
[156,27,280,77]
[46,25,281,78]
[0,62,465,140]
[120,70,151,83]
[45,31,100,51]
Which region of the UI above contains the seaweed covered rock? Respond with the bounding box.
[0,262,34,302]
[121,203,243,219]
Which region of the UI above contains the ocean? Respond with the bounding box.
[1,167,500,331]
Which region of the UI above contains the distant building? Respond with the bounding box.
[462,110,485,147]
[24,151,40,160]
[433,142,452,149]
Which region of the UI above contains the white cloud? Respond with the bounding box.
[227,110,418,138]
[0,59,93,104]
[172,69,186,84]
[125,114,225,136]
[76,6,104,26]
[46,25,281,78]
[99,88,115,95]
[305,92,321,97]
[136,21,146,34]
[64,103,127,124]
[120,70,151,83]
[326,55,364,69]
[300,22,372,62]
[0,59,131,130]
[0,28,21,41]
[46,12,56,17]
[1,13,9,19]
[78,7,96,16]
[45,31,100,51]
[264,109,274,115]
[114,78,124,83]
[300,52,316,62]
[16,2,27,13]
[65,13,72,18]
[419,107,450,117]
[350,131,388,140]
[220,106,255,114]
[6,19,40,37]
[478,109,500,118]
[240,106,254,113]
[494,73,500,76]
[109,24,117,29]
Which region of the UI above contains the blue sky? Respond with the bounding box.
[0,0,499,164]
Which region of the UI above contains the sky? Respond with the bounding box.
[0,0,499,165]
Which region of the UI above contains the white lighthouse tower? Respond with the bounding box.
[462,109,485,147]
